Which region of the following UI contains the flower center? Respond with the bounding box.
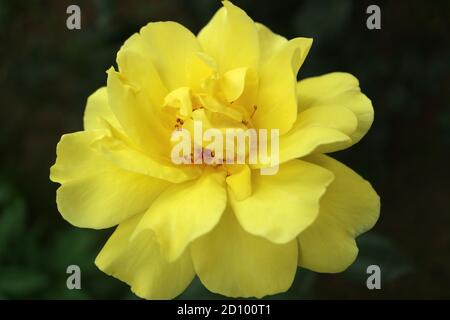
[160,63,270,170]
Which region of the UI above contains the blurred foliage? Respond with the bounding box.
[343,233,414,284]
[0,0,449,299]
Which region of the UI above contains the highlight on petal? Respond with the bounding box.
[297,154,380,273]
[133,169,227,262]
[198,1,259,72]
[297,72,374,145]
[229,160,334,244]
[95,214,195,299]
[191,207,297,298]
[50,131,169,229]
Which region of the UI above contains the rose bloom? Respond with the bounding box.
[50,1,379,299]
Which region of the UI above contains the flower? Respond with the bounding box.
[50,1,380,299]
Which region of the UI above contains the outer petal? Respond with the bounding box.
[297,72,374,145]
[191,208,297,298]
[50,130,108,183]
[95,215,195,299]
[297,154,380,273]
[198,1,259,73]
[83,87,120,131]
[50,131,169,229]
[229,160,334,244]
[278,105,358,164]
[253,36,312,134]
[133,170,227,262]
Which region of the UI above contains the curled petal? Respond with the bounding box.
[50,131,169,229]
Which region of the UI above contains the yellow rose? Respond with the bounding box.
[50,1,380,299]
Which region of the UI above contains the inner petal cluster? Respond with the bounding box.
[161,63,260,168]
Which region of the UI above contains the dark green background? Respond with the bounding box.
[1,0,449,299]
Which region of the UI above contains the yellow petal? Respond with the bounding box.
[229,160,334,243]
[83,87,120,131]
[197,95,244,122]
[140,21,201,90]
[116,33,168,110]
[198,1,259,73]
[50,131,169,229]
[256,23,287,63]
[217,67,258,115]
[297,154,380,272]
[163,87,193,117]
[294,105,358,136]
[96,214,195,299]
[186,51,217,92]
[133,170,227,262]
[256,23,312,67]
[253,37,312,134]
[93,132,202,183]
[191,208,297,298]
[297,72,374,145]
[106,68,169,155]
[278,105,358,163]
[50,130,108,183]
[220,67,248,102]
[226,165,252,201]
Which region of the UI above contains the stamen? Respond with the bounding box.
[250,105,257,119]
[175,118,184,129]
